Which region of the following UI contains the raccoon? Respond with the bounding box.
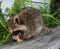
[8,7,51,42]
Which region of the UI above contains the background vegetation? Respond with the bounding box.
[49,0,60,27]
[0,1,11,45]
[5,0,32,16]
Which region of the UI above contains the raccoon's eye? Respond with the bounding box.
[12,30,24,36]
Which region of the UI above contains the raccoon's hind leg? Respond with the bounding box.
[23,26,43,40]
[42,25,51,34]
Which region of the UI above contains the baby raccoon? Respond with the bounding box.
[8,7,51,42]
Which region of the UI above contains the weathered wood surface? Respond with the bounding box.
[0,26,60,49]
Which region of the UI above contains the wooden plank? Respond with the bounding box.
[0,26,60,49]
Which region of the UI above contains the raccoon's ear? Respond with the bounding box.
[15,17,19,24]
[15,17,24,25]
[14,16,25,25]
[14,16,20,24]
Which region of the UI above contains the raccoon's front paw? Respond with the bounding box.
[17,38,23,43]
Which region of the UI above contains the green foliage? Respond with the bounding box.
[0,1,12,45]
[39,5,60,27]
[48,0,60,27]
[5,0,33,17]
[50,0,60,13]
[50,0,60,17]
[52,7,60,18]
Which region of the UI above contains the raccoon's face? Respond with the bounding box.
[7,16,27,42]
[12,30,24,42]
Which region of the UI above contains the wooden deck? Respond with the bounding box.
[0,26,60,49]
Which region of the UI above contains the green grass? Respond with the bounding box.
[0,1,12,45]
[39,5,60,27]
[0,12,12,45]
